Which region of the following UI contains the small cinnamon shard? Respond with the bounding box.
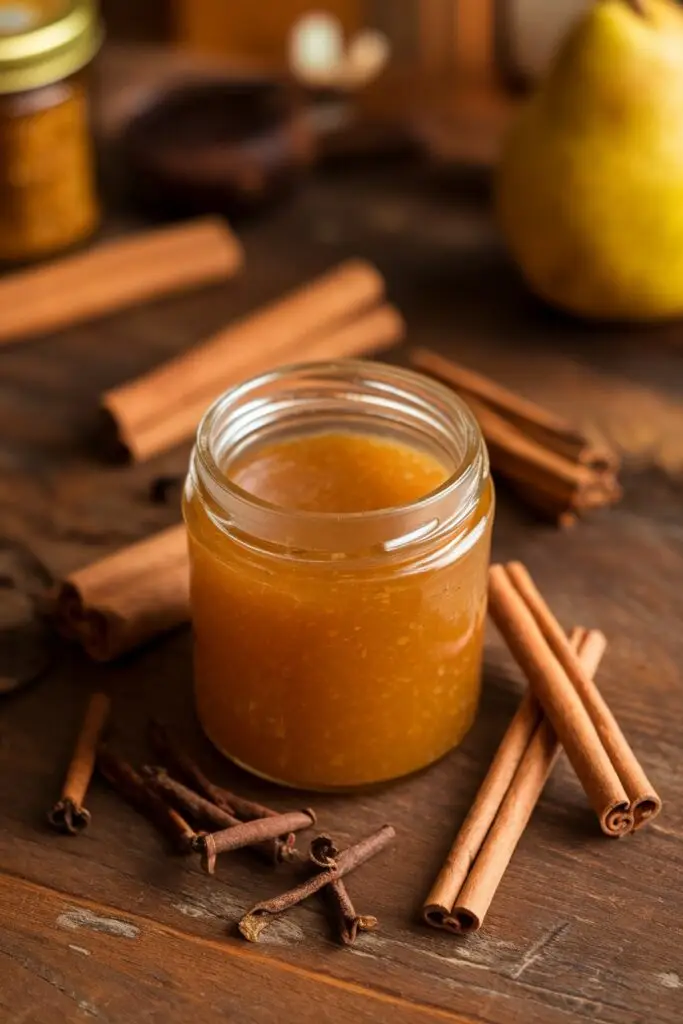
[238,825,395,943]
[48,692,111,834]
[96,747,196,852]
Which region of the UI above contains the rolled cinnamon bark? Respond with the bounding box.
[409,348,617,471]
[424,629,606,933]
[488,564,633,836]
[142,767,295,864]
[97,747,197,853]
[104,260,388,461]
[505,562,661,829]
[50,525,189,662]
[148,720,277,821]
[308,835,379,945]
[452,629,607,932]
[239,825,395,942]
[192,809,316,874]
[423,690,541,929]
[0,218,243,346]
[48,692,111,834]
[409,348,621,523]
[111,300,402,463]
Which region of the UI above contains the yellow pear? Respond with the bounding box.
[496,0,683,320]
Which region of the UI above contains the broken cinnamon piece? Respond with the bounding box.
[238,825,395,942]
[191,809,316,874]
[309,835,379,945]
[142,766,295,863]
[147,720,276,820]
[48,692,111,834]
[96,747,196,852]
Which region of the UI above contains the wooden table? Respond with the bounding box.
[1,69,683,1024]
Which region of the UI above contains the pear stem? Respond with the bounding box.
[624,0,647,15]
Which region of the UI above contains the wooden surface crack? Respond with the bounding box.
[508,920,571,980]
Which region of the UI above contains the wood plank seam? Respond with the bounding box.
[0,870,480,1024]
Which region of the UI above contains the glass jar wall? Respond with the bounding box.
[184,361,494,790]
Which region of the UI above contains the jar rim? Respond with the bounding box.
[191,359,489,555]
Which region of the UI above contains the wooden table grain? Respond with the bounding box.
[1,56,682,1024]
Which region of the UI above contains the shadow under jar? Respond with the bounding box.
[0,0,102,264]
[184,361,494,790]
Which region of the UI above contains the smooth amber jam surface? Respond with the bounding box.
[185,429,492,789]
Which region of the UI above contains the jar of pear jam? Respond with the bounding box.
[184,361,493,789]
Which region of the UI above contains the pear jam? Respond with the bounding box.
[184,363,494,789]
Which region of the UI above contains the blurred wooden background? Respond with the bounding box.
[102,0,497,83]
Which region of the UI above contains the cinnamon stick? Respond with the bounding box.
[424,629,605,933]
[50,525,189,661]
[142,767,295,864]
[48,692,111,834]
[239,825,395,942]
[410,348,617,471]
[505,562,661,829]
[488,564,634,836]
[147,720,276,821]
[192,809,316,874]
[97,748,196,852]
[0,218,243,346]
[113,300,402,464]
[409,348,621,524]
[103,260,389,461]
[423,690,541,928]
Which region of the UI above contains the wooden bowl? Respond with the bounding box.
[122,77,316,215]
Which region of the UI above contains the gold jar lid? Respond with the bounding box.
[0,0,102,94]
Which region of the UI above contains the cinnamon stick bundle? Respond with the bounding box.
[488,563,661,836]
[0,218,243,346]
[409,348,621,526]
[424,628,605,933]
[104,260,399,462]
[50,525,189,661]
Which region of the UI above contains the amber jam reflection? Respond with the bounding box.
[185,362,493,789]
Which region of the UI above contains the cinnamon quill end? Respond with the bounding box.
[47,799,91,835]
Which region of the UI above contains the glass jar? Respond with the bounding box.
[184,361,494,790]
[0,1,102,263]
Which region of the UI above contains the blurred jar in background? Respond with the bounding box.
[0,0,102,263]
